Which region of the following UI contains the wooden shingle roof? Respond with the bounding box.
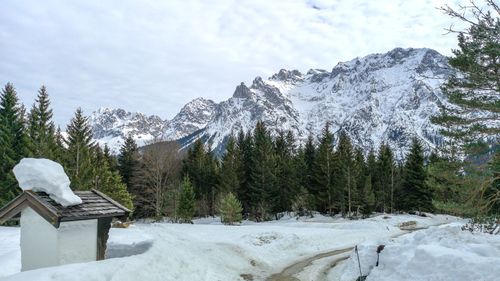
[0,189,130,228]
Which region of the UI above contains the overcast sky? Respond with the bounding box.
[0,0,461,126]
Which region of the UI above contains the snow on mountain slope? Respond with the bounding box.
[90,47,454,157]
[90,98,216,153]
[162,97,217,140]
[187,48,452,157]
[90,108,167,153]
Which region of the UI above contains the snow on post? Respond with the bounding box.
[13,158,82,207]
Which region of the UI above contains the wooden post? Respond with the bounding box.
[96,217,112,260]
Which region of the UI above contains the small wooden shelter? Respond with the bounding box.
[0,189,130,271]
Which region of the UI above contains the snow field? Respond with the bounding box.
[0,213,459,281]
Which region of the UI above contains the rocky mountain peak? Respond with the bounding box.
[232,82,253,99]
[90,47,465,159]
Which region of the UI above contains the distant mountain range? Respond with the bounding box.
[90,47,456,158]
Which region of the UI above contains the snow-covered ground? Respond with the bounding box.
[0,213,477,281]
[330,222,500,281]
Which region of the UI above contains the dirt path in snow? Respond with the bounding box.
[265,226,433,281]
[265,248,352,281]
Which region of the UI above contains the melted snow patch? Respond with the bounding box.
[13,158,82,207]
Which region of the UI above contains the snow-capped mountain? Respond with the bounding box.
[90,98,216,153]
[182,47,452,157]
[91,47,454,157]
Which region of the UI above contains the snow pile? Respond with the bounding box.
[336,223,500,281]
[13,158,82,207]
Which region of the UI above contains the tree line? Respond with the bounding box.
[119,120,436,222]
[0,84,133,210]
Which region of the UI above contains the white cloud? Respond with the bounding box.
[0,0,461,126]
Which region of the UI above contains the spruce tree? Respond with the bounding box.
[353,148,366,215]
[248,122,276,220]
[92,146,134,211]
[217,192,243,225]
[0,83,28,205]
[236,129,253,215]
[302,134,316,195]
[334,131,355,216]
[313,123,335,213]
[399,139,434,212]
[432,1,500,142]
[361,174,375,217]
[177,176,196,223]
[27,86,57,159]
[117,135,139,190]
[273,131,299,213]
[375,144,396,213]
[218,136,241,195]
[64,108,95,190]
[182,139,219,216]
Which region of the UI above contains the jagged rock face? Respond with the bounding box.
[162,98,217,140]
[183,48,454,158]
[90,108,167,152]
[91,47,455,158]
[90,98,216,153]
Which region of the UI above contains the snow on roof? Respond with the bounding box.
[13,158,82,207]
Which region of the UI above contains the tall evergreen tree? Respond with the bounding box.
[236,129,253,215]
[399,139,434,212]
[248,121,276,220]
[92,146,134,211]
[0,83,28,205]
[27,86,57,159]
[302,134,316,194]
[117,135,139,190]
[218,136,241,195]
[353,148,366,214]
[313,123,335,213]
[375,144,396,213]
[182,139,219,216]
[274,131,300,213]
[64,108,95,190]
[432,1,500,142]
[334,131,355,216]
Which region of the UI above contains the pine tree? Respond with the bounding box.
[375,144,396,213]
[248,121,276,220]
[236,129,253,215]
[117,135,139,190]
[217,192,243,225]
[361,174,375,216]
[218,136,241,195]
[27,86,57,159]
[53,126,66,163]
[334,131,355,216]
[399,139,434,212]
[182,139,219,216]
[177,176,196,223]
[64,108,95,190]
[432,1,500,142]
[92,146,134,211]
[302,134,316,195]
[0,83,28,205]
[313,123,335,213]
[353,148,366,215]
[273,131,299,213]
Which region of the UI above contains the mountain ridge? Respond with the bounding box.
[90,47,456,158]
